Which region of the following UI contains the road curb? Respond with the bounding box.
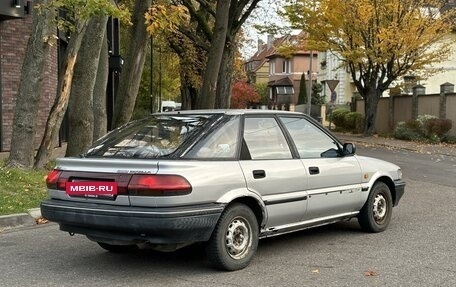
[0,208,42,230]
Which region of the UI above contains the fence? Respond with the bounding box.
[354,89,456,136]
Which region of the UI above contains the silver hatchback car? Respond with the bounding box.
[41,110,405,270]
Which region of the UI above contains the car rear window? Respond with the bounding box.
[84,114,214,158]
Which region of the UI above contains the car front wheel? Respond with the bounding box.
[206,203,259,271]
[358,182,393,233]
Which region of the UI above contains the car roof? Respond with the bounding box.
[154,109,304,116]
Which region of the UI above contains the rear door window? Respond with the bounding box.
[243,117,292,160]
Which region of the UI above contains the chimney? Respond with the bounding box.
[267,34,274,49]
[257,39,264,50]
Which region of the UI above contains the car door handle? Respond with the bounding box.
[252,170,266,179]
[309,167,320,175]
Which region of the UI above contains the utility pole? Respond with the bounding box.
[307,51,313,115]
[150,36,154,114]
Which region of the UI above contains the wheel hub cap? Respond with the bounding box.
[373,194,387,222]
[225,217,251,260]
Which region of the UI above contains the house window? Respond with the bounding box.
[269,61,276,75]
[282,60,291,74]
[276,86,294,95]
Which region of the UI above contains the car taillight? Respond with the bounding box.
[128,174,192,196]
[45,169,66,190]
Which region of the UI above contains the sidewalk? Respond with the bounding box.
[0,208,43,232]
[1,145,66,232]
[335,133,456,157]
[0,144,67,161]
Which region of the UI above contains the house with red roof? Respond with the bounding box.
[245,32,318,110]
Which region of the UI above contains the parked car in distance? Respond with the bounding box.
[41,110,405,271]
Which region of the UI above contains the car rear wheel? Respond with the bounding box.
[97,242,138,253]
[358,182,393,233]
[206,203,259,271]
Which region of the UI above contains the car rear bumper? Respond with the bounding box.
[41,199,224,244]
[393,179,406,207]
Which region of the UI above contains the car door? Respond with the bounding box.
[279,116,363,220]
[238,116,308,229]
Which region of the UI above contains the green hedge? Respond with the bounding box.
[329,108,364,133]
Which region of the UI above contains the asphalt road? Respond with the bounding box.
[1,147,455,287]
[357,146,456,187]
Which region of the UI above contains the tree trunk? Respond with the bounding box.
[181,83,198,110]
[34,21,89,168]
[112,0,152,128]
[6,0,54,169]
[215,42,234,109]
[93,31,109,140]
[363,89,381,136]
[197,0,230,109]
[66,16,108,157]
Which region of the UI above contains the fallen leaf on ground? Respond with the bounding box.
[36,217,49,225]
[364,270,379,277]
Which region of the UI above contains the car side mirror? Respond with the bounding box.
[342,143,356,156]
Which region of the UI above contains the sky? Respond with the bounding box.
[241,0,291,59]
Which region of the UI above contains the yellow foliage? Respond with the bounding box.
[145,4,190,36]
[284,0,455,77]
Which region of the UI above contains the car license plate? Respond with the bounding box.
[66,181,118,198]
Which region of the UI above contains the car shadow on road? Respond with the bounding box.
[42,219,365,277]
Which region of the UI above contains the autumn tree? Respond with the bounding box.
[147,0,261,109]
[198,0,231,109]
[93,31,109,141]
[6,0,54,169]
[111,0,152,128]
[284,0,455,135]
[145,2,200,110]
[214,0,262,109]
[65,16,109,157]
[34,0,130,168]
[231,81,260,108]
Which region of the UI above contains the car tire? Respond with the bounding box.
[206,203,259,271]
[97,242,138,253]
[358,182,393,233]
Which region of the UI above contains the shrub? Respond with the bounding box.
[329,108,349,128]
[443,135,456,144]
[394,121,424,141]
[328,108,364,133]
[344,112,364,134]
[394,115,453,143]
[423,119,452,139]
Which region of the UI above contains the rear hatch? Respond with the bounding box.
[46,113,216,206]
[47,157,159,206]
